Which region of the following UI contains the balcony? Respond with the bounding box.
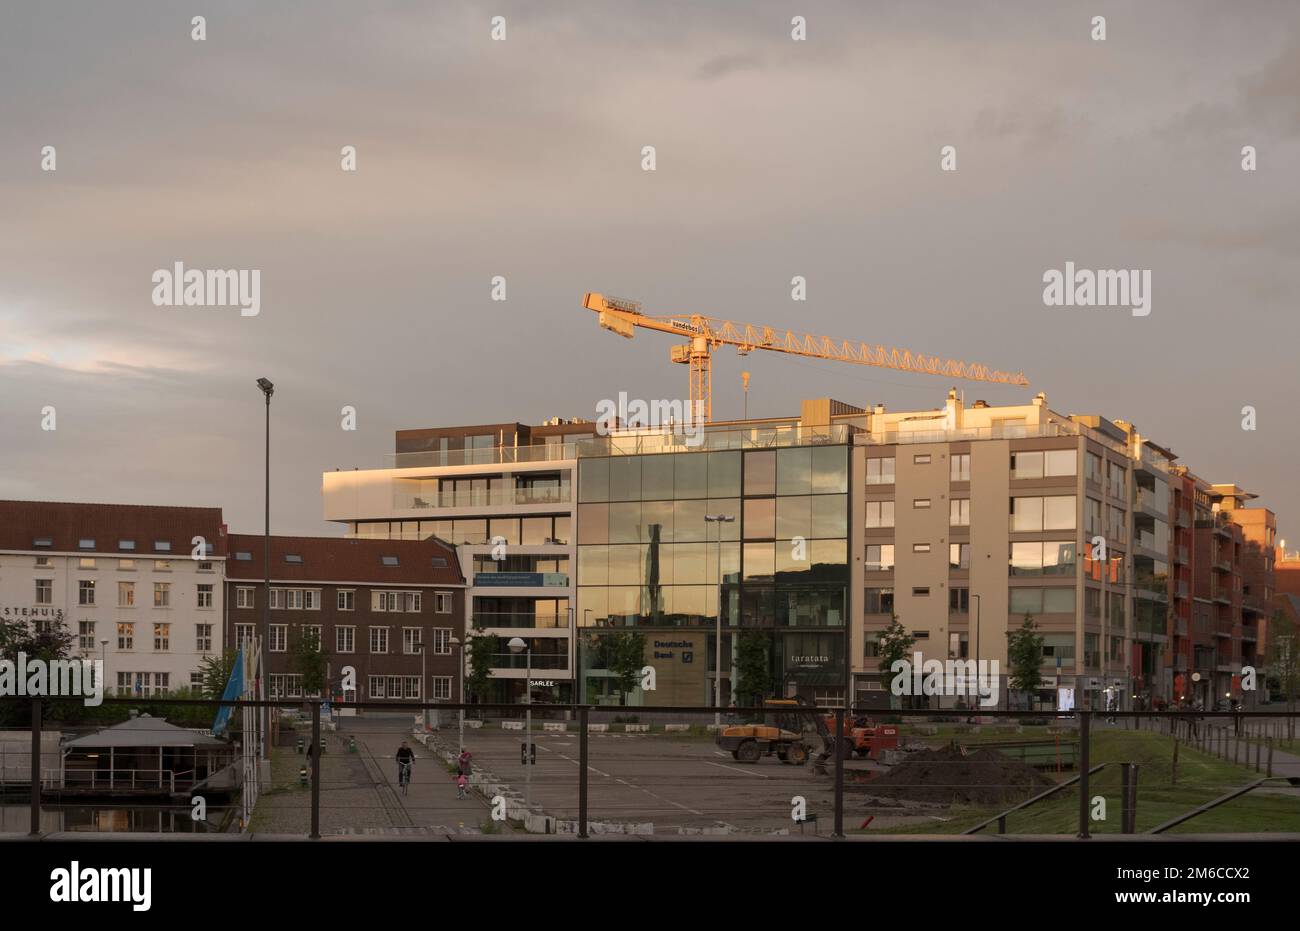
[1172,654,1188,671]
[1175,545,1189,565]
[1176,509,1191,529]
[390,444,579,469]
[1175,580,1189,599]
[1241,627,1258,643]
[394,484,572,511]
[471,613,569,630]
[473,572,569,589]
[1135,489,1169,520]
[1174,618,1188,637]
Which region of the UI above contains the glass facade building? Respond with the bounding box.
[576,442,850,704]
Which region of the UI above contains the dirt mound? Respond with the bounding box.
[859,745,1053,806]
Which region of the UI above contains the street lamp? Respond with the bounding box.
[705,514,735,726]
[507,636,531,814]
[256,376,274,761]
[415,639,427,731]
[970,594,981,719]
[450,636,465,754]
[582,609,592,705]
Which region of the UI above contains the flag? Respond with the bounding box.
[212,648,245,737]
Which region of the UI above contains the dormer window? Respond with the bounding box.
[34,537,53,548]
[285,554,303,564]
[119,540,136,552]
[382,555,399,567]
[154,541,172,553]
[79,539,96,550]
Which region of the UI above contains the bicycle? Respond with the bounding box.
[397,760,412,795]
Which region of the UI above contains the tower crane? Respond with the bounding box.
[583,292,1029,423]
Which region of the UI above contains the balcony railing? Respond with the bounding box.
[471,613,569,630]
[472,572,570,588]
[489,653,569,671]
[389,444,580,469]
[393,484,571,511]
[1175,545,1188,565]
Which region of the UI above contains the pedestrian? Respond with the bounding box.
[456,772,468,799]
[303,736,316,784]
[457,749,473,777]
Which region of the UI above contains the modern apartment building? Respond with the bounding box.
[323,389,1276,713]
[0,500,226,696]
[322,420,588,702]
[223,534,465,706]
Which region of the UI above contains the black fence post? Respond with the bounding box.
[832,708,845,838]
[578,706,589,839]
[310,700,321,839]
[1077,711,1091,839]
[30,698,42,836]
[1120,762,1131,834]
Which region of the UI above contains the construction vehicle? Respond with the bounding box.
[717,699,839,766]
[584,292,1028,423]
[823,713,900,760]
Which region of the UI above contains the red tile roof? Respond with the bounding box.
[0,500,225,557]
[225,534,463,585]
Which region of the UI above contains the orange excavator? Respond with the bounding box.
[717,699,899,767]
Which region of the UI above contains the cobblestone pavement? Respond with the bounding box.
[248,728,392,836]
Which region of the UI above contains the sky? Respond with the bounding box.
[2,1,1298,539]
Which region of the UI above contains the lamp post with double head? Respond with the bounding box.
[508,636,531,813]
[256,377,274,760]
[705,514,735,726]
[450,635,465,754]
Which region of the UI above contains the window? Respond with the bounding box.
[285,554,303,564]
[118,559,135,571]
[866,457,895,485]
[403,628,422,654]
[1010,496,1076,532]
[35,556,50,567]
[302,624,322,648]
[1107,461,1127,499]
[949,543,970,569]
[435,592,453,614]
[950,499,970,526]
[950,454,971,482]
[270,674,306,699]
[197,584,213,608]
[191,672,205,690]
[33,537,52,548]
[865,588,894,614]
[118,581,134,607]
[198,560,213,572]
[79,557,96,569]
[78,621,96,651]
[431,628,451,654]
[79,579,96,605]
[1084,498,1102,535]
[154,541,171,553]
[154,559,172,571]
[269,625,287,652]
[370,627,389,654]
[234,551,252,562]
[1085,587,1102,617]
[431,677,453,700]
[337,590,355,611]
[235,624,256,647]
[153,623,170,651]
[372,591,420,613]
[304,590,319,610]
[79,538,95,550]
[118,540,136,551]
[35,579,52,604]
[913,454,931,465]
[912,498,931,509]
[236,587,254,609]
[949,587,969,614]
[865,500,894,529]
[432,557,449,569]
[336,626,355,653]
[912,587,930,597]
[913,543,931,553]
[117,622,134,650]
[1086,452,1102,484]
[196,624,213,652]
[117,672,168,697]
[153,582,170,607]
[865,544,895,571]
[381,555,399,567]
[1009,541,1077,576]
[368,676,421,699]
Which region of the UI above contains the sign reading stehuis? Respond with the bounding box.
[1,607,66,622]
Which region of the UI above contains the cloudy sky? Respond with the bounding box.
[2,1,1298,538]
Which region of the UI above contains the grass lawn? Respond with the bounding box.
[858,730,1300,835]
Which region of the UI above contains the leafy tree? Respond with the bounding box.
[734,629,773,706]
[0,619,77,726]
[288,627,329,697]
[876,614,915,709]
[604,630,646,704]
[199,650,240,700]
[1006,614,1045,711]
[1268,609,1298,735]
[465,627,498,705]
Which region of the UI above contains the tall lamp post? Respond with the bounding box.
[256,376,274,760]
[582,609,592,705]
[705,514,735,726]
[100,639,109,693]
[971,593,981,716]
[415,640,427,731]
[450,636,465,754]
[507,636,531,813]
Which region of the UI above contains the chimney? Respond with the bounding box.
[873,404,885,415]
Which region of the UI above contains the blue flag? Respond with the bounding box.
[211,648,245,737]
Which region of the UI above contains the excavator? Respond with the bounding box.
[717,699,897,769]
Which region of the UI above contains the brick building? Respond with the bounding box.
[223,534,465,706]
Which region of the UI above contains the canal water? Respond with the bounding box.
[1,802,234,833]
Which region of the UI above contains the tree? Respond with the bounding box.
[1006,614,1044,711]
[199,650,239,700]
[0,618,76,725]
[603,630,646,704]
[289,627,329,697]
[876,614,915,709]
[465,627,498,705]
[734,629,773,706]
[1268,608,1299,737]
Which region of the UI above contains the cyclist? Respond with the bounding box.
[395,741,415,788]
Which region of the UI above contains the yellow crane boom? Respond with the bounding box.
[583,292,1029,422]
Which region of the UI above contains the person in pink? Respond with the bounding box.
[456,772,468,799]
